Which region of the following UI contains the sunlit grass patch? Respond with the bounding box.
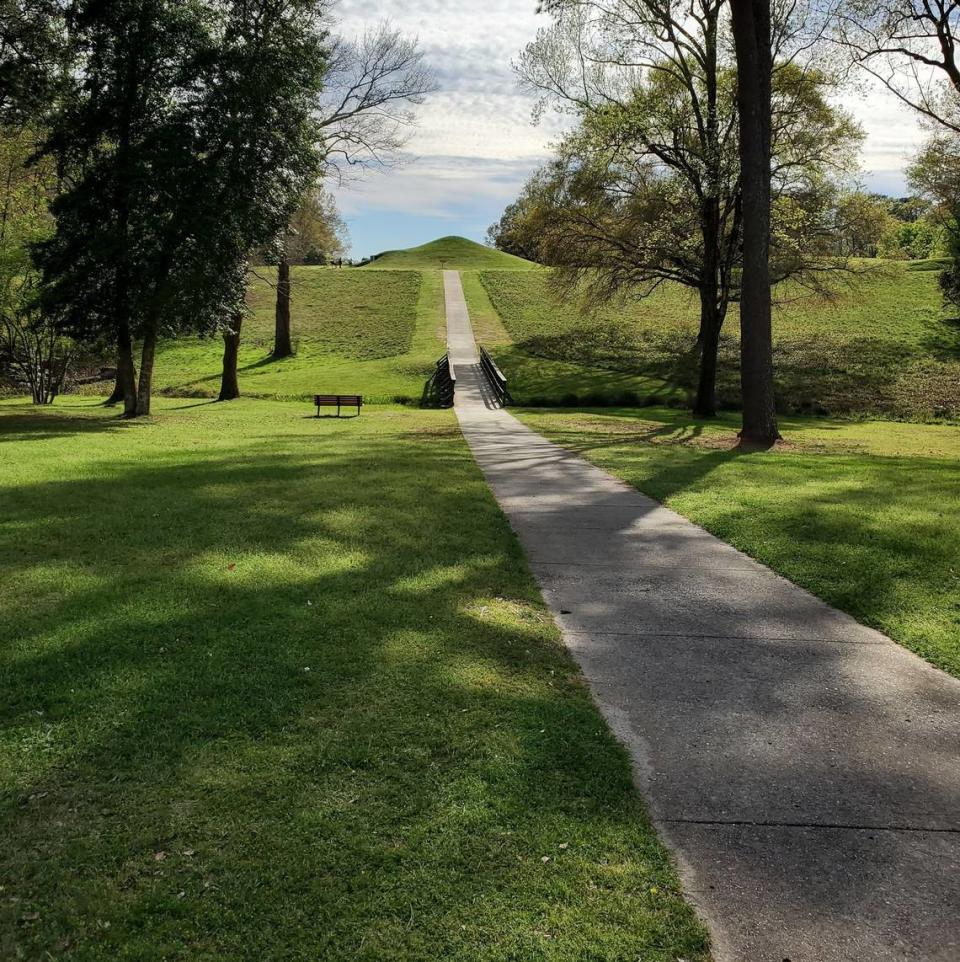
[71,268,449,404]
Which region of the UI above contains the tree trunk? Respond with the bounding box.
[116,319,138,417]
[730,0,780,446]
[273,256,293,358]
[105,371,125,406]
[693,294,723,417]
[219,310,243,400]
[134,324,156,417]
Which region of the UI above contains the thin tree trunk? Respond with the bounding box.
[116,319,138,417]
[730,0,780,446]
[105,366,125,405]
[134,324,156,417]
[219,310,243,400]
[694,189,725,415]
[693,294,723,417]
[273,256,293,358]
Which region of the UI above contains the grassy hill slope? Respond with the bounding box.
[91,268,448,404]
[366,236,537,271]
[472,263,960,420]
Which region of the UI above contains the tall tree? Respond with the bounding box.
[268,23,434,360]
[209,0,329,399]
[520,0,857,417]
[35,0,223,416]
[271,185,347,359]
[29,0,326,415]
[731,0,780,444]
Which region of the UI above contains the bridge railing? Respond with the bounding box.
[478,345,512,406]
[422,353,456,407]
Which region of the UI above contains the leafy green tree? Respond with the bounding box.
[877,218,938,259]
[486,179,549,262]
[0,125,73,403]
[885,195,932,223]
[519,0,859,418]
[909,131,960,308]
[835,192,896,257]
[27,0,327,415]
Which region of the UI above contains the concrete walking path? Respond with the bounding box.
[442,270,960,962]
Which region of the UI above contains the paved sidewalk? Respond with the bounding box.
[443,270,960,962]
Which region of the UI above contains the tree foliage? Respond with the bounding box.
[0,125,72,403]
[289,186,348,264]
[317,23,435,180]
[25,0,329,415]
[909,130,960,308]
[517,0,859,417]
[486,174,551,262]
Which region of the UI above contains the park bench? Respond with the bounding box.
[314,393,363,417]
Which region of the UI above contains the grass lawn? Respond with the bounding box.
[366,236,537,271]
[517,407,960,678]
[77,268,448,404]
[476,264,960,420]
[0,397,710,962]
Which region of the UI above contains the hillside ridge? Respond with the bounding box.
[364,235,537,271]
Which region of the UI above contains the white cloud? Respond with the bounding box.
[328,0,929,246]
[336,154,546,219]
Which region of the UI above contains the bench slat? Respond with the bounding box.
[313,394,363,417]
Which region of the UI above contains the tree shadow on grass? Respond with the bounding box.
[0,417,709,962]
[507,325,960,419]
[4,406,959,961]
[0,407,144,443]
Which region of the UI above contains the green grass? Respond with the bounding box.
[78,268,448,404]
[516,406,960,677]
[0,397,710,962]
[475,264,960,420]
[366,236,538,271]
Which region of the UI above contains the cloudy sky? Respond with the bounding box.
[331,0,924,258]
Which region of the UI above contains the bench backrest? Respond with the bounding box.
[314,394,363,405]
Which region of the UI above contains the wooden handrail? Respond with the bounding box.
[423,353,455,407]
[478,345,511,405]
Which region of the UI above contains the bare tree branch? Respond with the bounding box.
[316,21,437,182]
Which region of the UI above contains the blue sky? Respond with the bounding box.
[331,0,922,259]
